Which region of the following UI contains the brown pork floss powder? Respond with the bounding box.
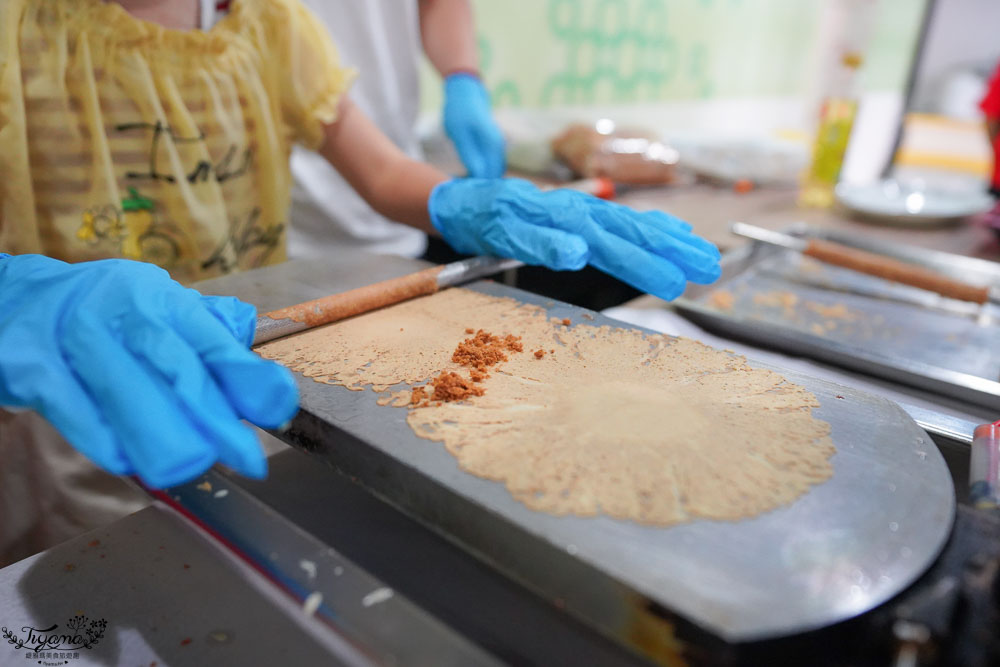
[258,288,835,526]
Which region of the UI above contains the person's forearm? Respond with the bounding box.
[319,98,448,234]
[366,158,448,233]
[418,0,479,77]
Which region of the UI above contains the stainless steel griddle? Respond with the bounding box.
[197,257,956,662]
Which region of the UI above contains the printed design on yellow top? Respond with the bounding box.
[200,208,285,275]
[116,121,253,185]
[114,120,284,273]
[76,188,181,267]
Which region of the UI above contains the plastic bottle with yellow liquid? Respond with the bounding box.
[799,0,874,208]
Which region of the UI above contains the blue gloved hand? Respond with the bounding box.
[443,73,506,178]
[0,254,299,488]
[428,178,721,300]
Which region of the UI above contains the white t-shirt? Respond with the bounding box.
[286,0,428,259]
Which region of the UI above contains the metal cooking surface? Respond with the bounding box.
[677,229,1000,411]
[196,258,955,646]
[264,284,954,644]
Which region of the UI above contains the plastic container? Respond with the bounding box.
[970,421,1000,509]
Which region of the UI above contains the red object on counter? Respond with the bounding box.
[980,60,1000,192]
[563,177,616,200]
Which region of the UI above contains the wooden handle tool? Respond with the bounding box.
[731,222,996,305]
[252,256,523,346]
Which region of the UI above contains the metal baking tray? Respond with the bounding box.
[676,224,1000,413]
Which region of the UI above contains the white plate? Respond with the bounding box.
[835,179,994,225]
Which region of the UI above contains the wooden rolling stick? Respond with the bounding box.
[252,256,523,346]
[731,222,997,306]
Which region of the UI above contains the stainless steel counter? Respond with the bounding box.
[0,506,374,666]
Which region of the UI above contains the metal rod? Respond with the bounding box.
[730,221,808,252]
[435,256,523,287]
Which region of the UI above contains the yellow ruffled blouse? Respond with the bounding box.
[0,0,355,283]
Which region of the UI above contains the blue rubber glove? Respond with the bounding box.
[443,73,506,178]
[0,255,299,488]
[429,178,721,300]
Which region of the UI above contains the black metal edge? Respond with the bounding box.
[881,0,939,180]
